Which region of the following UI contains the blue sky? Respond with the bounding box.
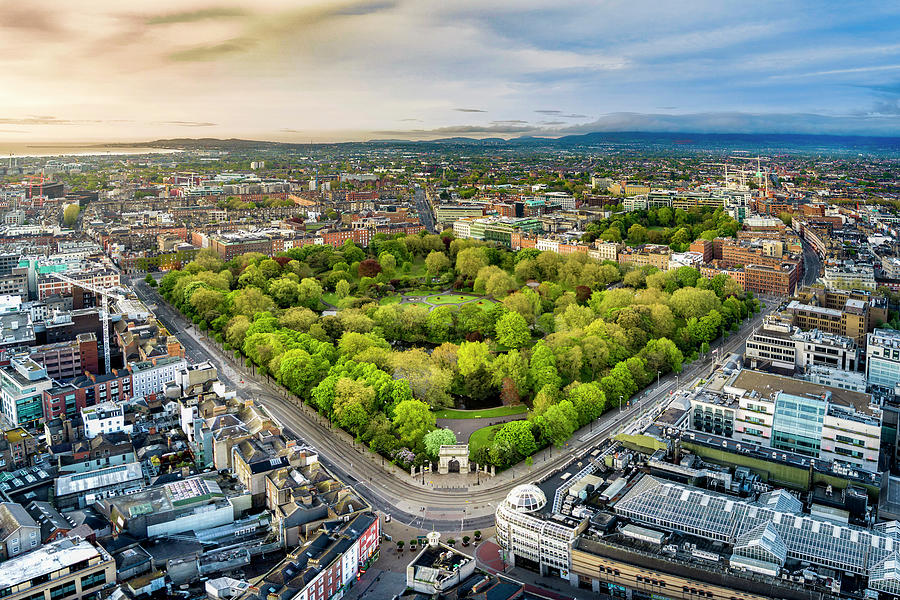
[1,0,899,141]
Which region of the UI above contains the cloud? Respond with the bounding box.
[157,120,218,127]
[535,109,561,114]
[374,123,538,136]
[167,38,253,62]
[491,119,529,125]
[399,118,423,122]
[869,99,900,115]
[454,108,487,113]
[560,113,587,119]
[146,7,247,25]
[0,2,60,33]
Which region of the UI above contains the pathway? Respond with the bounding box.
[437,413,526,445]
[395,290,496,312]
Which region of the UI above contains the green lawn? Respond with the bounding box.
[470,299,496,309]
[321,292,340,306]
[379,295,401,305]
[468,424,503,457]
[404,301,431,309]
[434,405,528,419]
[427,294,479,304]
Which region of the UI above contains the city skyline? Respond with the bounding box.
[2,0,900,143]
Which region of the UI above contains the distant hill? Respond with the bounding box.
[120,131,900,156]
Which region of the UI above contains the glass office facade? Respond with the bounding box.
[771,393,825,458]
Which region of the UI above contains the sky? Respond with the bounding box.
[2,0,900,143]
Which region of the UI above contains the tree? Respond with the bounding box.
[533,400,578,446]
[335,279,351,299]
[144,273,154,285]
[423,428,457,458]
[358,259,382,278]
[333,378,375,436]
[457,341,492,377]
[529,341,561,392]
[495,312,530,348]
[491,420,537,466]
[62,203,80,227]
[627,224,648,244]
[233,287,275,317]
[456,247,487,278]
[425,251,451,275]
[297,278,324,309]
[392,399,436,449]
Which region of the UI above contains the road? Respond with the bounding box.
[801,238,822,287]
[414,186,436,233]
[132,276,774,532]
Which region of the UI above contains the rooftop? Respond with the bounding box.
[0,538,108,588]
[731,369,874,415]
[55,462,143,497]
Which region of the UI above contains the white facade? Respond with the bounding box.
[822,264,876,291]
[82,402,132,438]
[495,485,584,578]
[129,356,187,399]
[867,328,900,393]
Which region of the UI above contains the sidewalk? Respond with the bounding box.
[475,539,578,600]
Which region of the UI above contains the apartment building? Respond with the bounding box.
[785,299,872,345]
[434,204,485,225]
[617,244,672,270]
[0,502,39,559]
[209,234,273,261]
[0,538,115,600]
[128,355,187,399]
[744,316,860,373]
[81,402,132,439]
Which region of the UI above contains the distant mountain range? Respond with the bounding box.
[114,131,900,156]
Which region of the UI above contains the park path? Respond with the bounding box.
[396,290,496,312]
[437,413,527,444]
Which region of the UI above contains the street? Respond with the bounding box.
[414,186,436,233]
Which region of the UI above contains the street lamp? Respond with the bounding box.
[657,370,661,389]
[619,395,624,414]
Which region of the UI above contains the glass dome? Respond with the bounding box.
[505,484,547,513]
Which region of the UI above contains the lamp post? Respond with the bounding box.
[619,395,624,414]
[657,370,661,389]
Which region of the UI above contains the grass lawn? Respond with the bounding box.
[427,294,478,304]
[321,292,340,306]
[404,301,431,309]
[379,295,401,305]
[470,299,496,308]
[468,424,503,457]
[434,405,528,419]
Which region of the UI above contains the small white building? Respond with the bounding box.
[129,356,187,399]
[82,402,132,439]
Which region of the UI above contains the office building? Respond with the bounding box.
[495,484,587,578]
[54,462,144,510]
[128,355,186,399]
[744,316,859,373]
[0,356,53,428]
[0,538,115,600]
[823,264,876,291]
[867,328,900,393]
[81,402,132,439]
[690,370,880,468]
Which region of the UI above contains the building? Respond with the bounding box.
[0,537,115,600]
[237,512,379,600]
[617,244,672,271]
[208,234,272,261]
[0,502,39,559]
[867,328,900,393]
[434,204,484,225]
[81,402,132,439]
[690,370,881,469]
[106,476,248,539]
[55,462,144,510]
[406,532,476,595]
[823,264,876,291]
[744,316,859,373]
[27,335,98,380]
[128,356,186,399]
[495,484,587,578]
[0,356,53,428]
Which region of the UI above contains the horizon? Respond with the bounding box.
[1,2,899,143]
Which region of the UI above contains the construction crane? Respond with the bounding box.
[49,272,125,375]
